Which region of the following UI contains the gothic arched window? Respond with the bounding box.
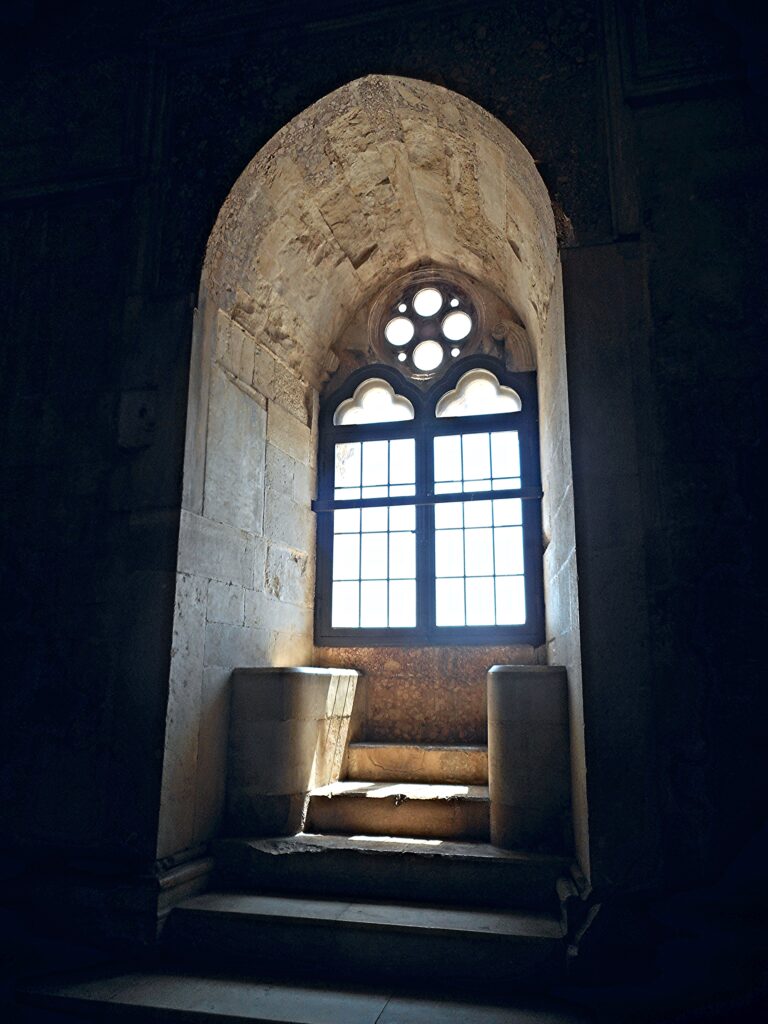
[314,354,544,646]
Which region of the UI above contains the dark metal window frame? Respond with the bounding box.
[313,356,544,647]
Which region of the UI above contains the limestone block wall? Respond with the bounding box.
[158,309,318,860]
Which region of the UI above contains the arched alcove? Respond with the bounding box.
[159,75,588,879]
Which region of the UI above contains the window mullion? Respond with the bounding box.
[421,417,436,634]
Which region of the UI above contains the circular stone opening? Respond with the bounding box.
[384,316,415,346]
[412,340,444,371]
[442,311,473,341]
[413,288,443,318]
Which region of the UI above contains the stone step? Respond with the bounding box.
[18,968,588,1022]
[347,742,488,785]
[163,892,566,992]
[306,781,490,841]
[214,833,570,911]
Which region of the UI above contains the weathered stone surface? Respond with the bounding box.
[203,368,266,535]
[263,488,314,554]
[314,645,539,745]
[204,622,270,669]
[347,743,488,786]
[264,543,312,607]
[157,572,208,859]
[192,666,232,842]
[177,510,256,588]
[266,400,312,465]
[206,580,245,626]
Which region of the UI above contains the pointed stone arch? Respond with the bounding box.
[160,76,589,881]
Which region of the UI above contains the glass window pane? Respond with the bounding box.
[436,577,465,626]
[493,498,522,526]
[490,431,520,480]
[492,477,521,491]
[464,527,494,576]
[334,485,362,501]
[390,484,416,497]
[413,287,443,317]
[434,435,462,483]
[384,317,415,347]
[496,576,526,625]
[362,485,389,500]
[361,533,387,579]
[463,478,491,493]
[435,529,464,577]
[389,580,416,627]
[334,508,360,534]
[494,526,524,576]
[462,433,490,480]
[464,499,492,527]
[389,532,415,579]
[362,506,388,532]
[466,577,495,625]
[335,379,414,425]
[362,440,389,487]
[389,504,415,532]
[436,369,522,418]
[435,480,461,495]
[390,438,415,485]
[332,534,360,580]
[332,581,359,627]
[335,442,361,489]
[360,581,388,627]
[434,501,463,529]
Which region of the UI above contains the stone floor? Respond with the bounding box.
[19,968,594,1023]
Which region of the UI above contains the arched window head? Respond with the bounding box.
[333,378,415,425]
[436,369,522,418]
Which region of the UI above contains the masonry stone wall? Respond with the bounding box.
[157,73,575,864]
[0,1,763,918]
[158,307,318,858]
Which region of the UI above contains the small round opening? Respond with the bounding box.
[412,340,444,371]
[413,288,443,317]
[442,311,472,341]
[451,347,461,357]
[398,302,408,313]
[384,316,415,346]
[450,298,460,308]
[397,352,407,362]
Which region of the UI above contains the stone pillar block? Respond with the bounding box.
[487,665,571,853]
[226,667,358,836]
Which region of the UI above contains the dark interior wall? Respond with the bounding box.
[0,0,764,893]
[634,87,768,882]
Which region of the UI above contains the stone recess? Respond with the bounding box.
[161,73,577,868]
